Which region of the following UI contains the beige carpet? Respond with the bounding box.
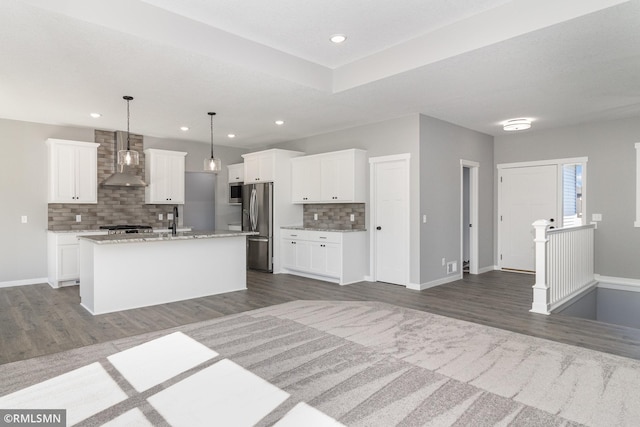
[1,300,639,426]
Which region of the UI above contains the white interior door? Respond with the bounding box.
[500,164,558,272]
[371,156,409,285]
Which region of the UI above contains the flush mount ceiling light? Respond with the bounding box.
[180,126,189,131]
[275,120,285,126]
[330,34,347,44]
[227,133,236,139]
[90,112,101,118]
[204,112,221,173]
[117,96,140,166]
[503,118,532,131]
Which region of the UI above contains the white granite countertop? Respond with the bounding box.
[48,227,192,233]
[281,226,366,232]
[78,230,257,245]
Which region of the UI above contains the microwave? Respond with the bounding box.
[229,182,243,204]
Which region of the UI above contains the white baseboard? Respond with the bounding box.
[407,273,462,291]
[595,274,640,293]
[477,265,498,274]
[0,277,48,289]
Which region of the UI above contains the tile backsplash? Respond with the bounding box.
[303,203,365,230]
[47,130,174,230]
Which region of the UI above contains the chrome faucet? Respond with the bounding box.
[169,205,178,235]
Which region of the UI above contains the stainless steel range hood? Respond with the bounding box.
[102,131,147,187]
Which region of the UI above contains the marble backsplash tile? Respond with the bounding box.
[302,203,365,230]
[47,130,175,230]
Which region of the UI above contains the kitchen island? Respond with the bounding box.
[78,230,256,315]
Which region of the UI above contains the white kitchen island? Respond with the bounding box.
[78,230,256,315]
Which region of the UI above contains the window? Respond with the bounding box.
[562,164,583,227]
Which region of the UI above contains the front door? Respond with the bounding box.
[371,156,409,285]
[499,165,558,272]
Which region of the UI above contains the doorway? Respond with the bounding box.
[498,157,588,273]
[461,160,479,274]
[370,154,410,286]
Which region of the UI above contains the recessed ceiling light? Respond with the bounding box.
[180,126,189,131]
[330,34,347,44]
[227,134,236,139]
[503,118,532,131]
[90,113,101,118]
[275,120,285,126]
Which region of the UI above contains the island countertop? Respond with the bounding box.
[78,230,258,245]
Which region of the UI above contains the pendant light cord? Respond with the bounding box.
[123,96,133,151]
[209,112,216,158]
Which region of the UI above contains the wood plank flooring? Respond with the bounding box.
[2,270,640,366]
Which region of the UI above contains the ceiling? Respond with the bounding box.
[1,0,639,148]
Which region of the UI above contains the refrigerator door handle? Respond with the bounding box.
[250,188,258,231]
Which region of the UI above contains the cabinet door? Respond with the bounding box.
[309,242,327,274]
[244,156,260,182]
[295,240,311,270]
[227,164,244,183]
[324,243,342,277]
[321,153,354,201]
[51,143,77,202]
[281,239,297,269]
[58,244,79,281]
[167,154,185,203]
[291,157,321,203]
[75,144,98,202]
[257,154,275,182]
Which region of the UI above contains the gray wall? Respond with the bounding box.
[0,118,247,285]
[0,118,94,284]
[272,115,422,284]
[494,116,640,279]
[419,115,494,284]
[273,114,495,286]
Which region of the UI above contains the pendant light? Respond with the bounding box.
[117,96,140,166]
[204,112,221,173]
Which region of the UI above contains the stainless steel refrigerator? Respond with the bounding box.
[242,182,273,272]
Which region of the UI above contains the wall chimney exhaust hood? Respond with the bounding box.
[101,131,147,187]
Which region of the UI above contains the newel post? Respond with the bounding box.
[530,219,551,315]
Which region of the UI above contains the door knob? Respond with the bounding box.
[376,226,382,230]
[549,218,555,222]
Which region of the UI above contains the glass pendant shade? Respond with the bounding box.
[204,156,221,172]
[118,149,139,166]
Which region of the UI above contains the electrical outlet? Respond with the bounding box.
[350,214,355,222]
[423,214,427,223]
[441,258,445,266]
[21,215,27,224]
[447,261,458,274]
[314,213,318,221]
[75,215,81,222]
[159,214,163,220]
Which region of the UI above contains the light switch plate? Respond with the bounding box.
[350,214,355,222]
[159,214,163,220]
[314,213,318,220]
[21,215,27,224]
[75,215,81,222]
[592,213,602,221]
[168,213,174,220]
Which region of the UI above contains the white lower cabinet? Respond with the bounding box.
[47,231,107,288]
[280,228,367,285]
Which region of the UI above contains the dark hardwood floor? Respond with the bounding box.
[2,270,640,365]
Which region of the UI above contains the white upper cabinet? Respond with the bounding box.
[242,149,303,183]
[243,151,275,182]
[227,163,244,183]
[46,139,100,204]
[144,148,187,204]
[291,149,367,204]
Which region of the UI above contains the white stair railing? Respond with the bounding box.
[530,220,596,315]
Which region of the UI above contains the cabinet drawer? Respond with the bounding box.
[57,234,81,245]
[281,229,309,240]
[307,231,342,244]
